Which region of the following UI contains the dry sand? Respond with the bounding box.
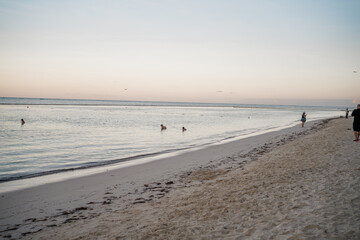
[1,118,359,239]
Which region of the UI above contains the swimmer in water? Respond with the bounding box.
[161,124,167,130]
[21,119,25,125]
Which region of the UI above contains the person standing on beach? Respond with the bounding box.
[351,104,360,142]
[301,112,306,127]
[346,108,350,119]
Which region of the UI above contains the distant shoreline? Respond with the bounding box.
[0,97,346,110]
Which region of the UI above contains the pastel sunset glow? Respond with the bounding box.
[0,0,359,106]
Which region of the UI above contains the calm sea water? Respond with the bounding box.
[0,97,342,182]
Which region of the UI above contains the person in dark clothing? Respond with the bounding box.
[346,108,349,119]
[301,112,306,127]
[351,104,360,142]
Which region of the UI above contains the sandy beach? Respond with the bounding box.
[1,117,359,239]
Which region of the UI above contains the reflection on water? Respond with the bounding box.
[0,98,341,182]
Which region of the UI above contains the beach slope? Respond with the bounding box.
[2,118,360,239]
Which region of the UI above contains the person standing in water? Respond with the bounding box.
[21,119,25,125]
[301,112,306,127]
[351,104,360,142]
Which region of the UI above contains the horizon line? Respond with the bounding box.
[0,96,354,108]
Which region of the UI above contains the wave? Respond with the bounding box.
[0,144,206,183]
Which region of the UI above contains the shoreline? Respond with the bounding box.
[1,117,358,239]
[0,119,302,193]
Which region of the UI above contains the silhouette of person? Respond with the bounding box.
[351,104,360,142]
[301,112,306,127]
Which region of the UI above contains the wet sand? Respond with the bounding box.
[1,118,359,239]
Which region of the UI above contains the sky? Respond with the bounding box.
[0,0,359,106]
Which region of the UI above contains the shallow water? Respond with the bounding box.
[0,98,342,182]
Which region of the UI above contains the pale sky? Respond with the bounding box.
[0,0,359,106]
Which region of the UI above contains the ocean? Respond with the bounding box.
[0,97,343,184]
